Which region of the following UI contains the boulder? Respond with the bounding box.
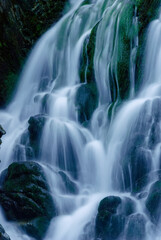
[0,161,56,240]
[28,114,47,157]
[76,83,98,124]
[95,196,136,240]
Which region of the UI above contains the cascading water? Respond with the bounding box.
[1,0,161,239]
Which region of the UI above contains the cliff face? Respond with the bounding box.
[0,0,67,107]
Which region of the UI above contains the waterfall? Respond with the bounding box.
[1,0,161,239]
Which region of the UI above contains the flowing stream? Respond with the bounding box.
[1,0,161,239]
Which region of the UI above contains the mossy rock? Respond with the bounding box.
[0,161,56,240]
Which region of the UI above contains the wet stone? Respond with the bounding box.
[125,213,146,240]
[0,161,56,240]
[148,122,161,149]
[152,97,161,122]
[146,180,161,224]
[95,196,136,240]
[28,114,47,157]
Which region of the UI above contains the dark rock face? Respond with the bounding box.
[95,196,146,240]
[0,161,56,240]
[146,180,161,224]
[0,125,6,145]
[28,114,47,157]
[76,83,98,124]
[0,224,11,240]
[0,0,67,107]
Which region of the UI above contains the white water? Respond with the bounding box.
[1,0,161,239]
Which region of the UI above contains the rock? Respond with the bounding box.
[125,213,146,240]
[0,161,56,240]
[58,171,79,194]
[0,224,11,240]
[130,147,152,192]
[148,122,161,149]
[116,143,152,193]
[0,125,6,145]
[28,114,47,157]
[151,97,161,122]
[146,180,161,224]
[76,83,98,124]
[95,196,136,240]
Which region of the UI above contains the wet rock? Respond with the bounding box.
[125,213,146,240]
[0,224,11,240]
[148,122,161,149]
[28,114,47,157]
[0,125,6,145]
[58,171,79,194]
[118,144,152,193]
[0,161,56,240]
[130,147,152,192]
[146,180,161,224]
[76,83,98,124]
[152,97,161,122]
[137,192,148,199]
[95,196,136,240]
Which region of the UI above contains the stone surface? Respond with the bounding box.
[76,83,98,124]
[146,180,161,224]
[0,161,56,240]
[28,114,47,157]
[95,196,136,240]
